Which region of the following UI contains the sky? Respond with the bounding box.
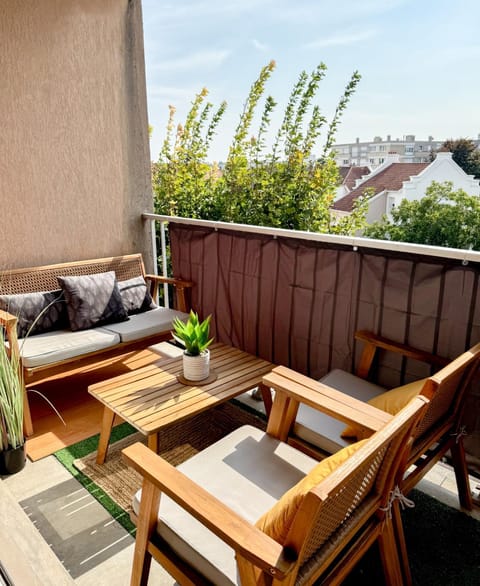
[141,0,480,163]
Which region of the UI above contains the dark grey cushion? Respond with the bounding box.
[57,271,128,332]
[0,290,67,339]
[118,276,157,315]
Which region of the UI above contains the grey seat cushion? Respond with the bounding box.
[101,307,188,343]
[18,328,120,367]
[294,369,387,454]
[132,425,317,585]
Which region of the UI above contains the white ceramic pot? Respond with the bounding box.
[182,349,210,381]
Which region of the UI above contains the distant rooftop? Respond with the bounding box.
[338,166,370,191]
[334,162,429,212]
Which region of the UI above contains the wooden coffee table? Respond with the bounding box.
[88,343,274,464]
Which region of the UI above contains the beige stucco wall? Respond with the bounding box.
[0,0,154,272]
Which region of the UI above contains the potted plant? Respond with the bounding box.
[172,311,214,381]
[0,325,26,475]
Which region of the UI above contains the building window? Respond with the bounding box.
[369,158,375,164]
[378,158,385,164]
[379,145,386,152]
[405,146,414,153]
[343,159,349,165]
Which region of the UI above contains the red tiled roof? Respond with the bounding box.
[338,166,370,191]
[333,163,429,212]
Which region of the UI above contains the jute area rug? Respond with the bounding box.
[71,401,266,517]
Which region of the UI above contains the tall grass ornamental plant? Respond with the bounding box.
[0,328,24,450]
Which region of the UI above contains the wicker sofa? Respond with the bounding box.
[0,254,192,435]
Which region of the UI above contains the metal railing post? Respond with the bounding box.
[160,220,169,308]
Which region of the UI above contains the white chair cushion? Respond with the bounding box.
[18,328,120,368]
[132,425,317,586]
[294,369,387,454]
[100,307,188,343]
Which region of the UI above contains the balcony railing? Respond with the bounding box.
[143,212,480,470]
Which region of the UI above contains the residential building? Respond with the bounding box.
[333,134,480,169]
[333,151,480,224]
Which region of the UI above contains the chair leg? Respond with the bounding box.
[23,383,34,437]
[377,518,404,586]
[450,439,473,510]
[391,501,413,586]
[131,481,161,586]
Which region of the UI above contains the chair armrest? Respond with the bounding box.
[0,308,18,329]
[144,274,194,288]
[0,309,21,362]
[354,330,449,379]
[122,442,295,580]
[263,366,392,442]
[144,274,194,313]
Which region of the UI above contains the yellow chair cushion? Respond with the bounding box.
[255,439,368,544]
[341,378,427,439]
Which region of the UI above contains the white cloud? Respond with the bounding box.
[252,38,268,51]
[150,50,231,73]
[305,30,376,49]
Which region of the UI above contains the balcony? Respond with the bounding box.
[2,2,479,584]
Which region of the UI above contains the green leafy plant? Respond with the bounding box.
[172,311,214,356]
[153,61,366,235]
[0,328,24,450]
[364,181,480,250]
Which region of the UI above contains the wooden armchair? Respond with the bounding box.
[122,380,428,585]
[290,331,480,514]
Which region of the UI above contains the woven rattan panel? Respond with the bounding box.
[0,254,145,295]
[299,450,384,566]
[416,369,469,440]
[295,498,375,586]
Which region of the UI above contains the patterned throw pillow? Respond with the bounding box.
[118,276,157,315]
[0,290,67,339]
[57,271,129,332]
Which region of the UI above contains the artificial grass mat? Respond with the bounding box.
[54,421,137,534]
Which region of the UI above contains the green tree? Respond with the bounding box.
[364,181,480,250]
[153,61,367,235]
[434,138,480,179]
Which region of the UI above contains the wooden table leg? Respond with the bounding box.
[147,433,159,454]
[96,407,115,464]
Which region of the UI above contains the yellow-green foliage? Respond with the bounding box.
[153,61,367,235]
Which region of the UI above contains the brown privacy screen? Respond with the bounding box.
[169,222,480,468]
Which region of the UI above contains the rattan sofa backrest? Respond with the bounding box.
[0,254,146,295]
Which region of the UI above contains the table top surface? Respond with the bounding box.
[88,343,273,434]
